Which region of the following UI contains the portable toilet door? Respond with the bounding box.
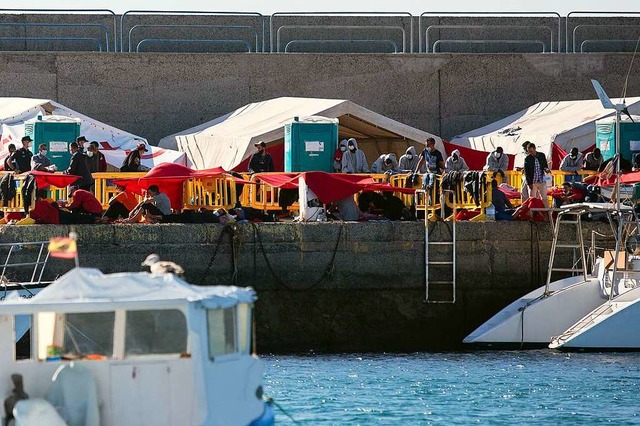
[24,116,81,171]
[596,115,640,163]
[284,116,339,172]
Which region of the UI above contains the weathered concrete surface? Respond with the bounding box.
[0,221,612,353]
[1,52,638,146]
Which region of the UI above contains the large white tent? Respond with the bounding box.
[449,97,640,167]
[0,98,187,170]
[158,97,443,170]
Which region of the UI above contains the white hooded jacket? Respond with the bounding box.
[398,146,425,173]
[445,149,469,172]
[371,153,399,173]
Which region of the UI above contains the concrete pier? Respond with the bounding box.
[0,221,611,352]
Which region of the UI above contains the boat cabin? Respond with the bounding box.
[0,268,269,426]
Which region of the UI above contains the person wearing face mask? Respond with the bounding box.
[341,138,370,174]
[484,146,508,177]
[583,148,603,171]
[444,149,469,172]
[87,141,107,173]
[31,143,57,172]
[371,153,398,174]
[414,137,445,189]
[248,141,274,173]
[398,146,424,173]
[333,139,348,172]
[559,147,583,182]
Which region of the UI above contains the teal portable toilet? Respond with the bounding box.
[596,115,640,163]
[284,116,339,172]
[24,116,81,171]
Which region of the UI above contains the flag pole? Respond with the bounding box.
[69,230,79,268]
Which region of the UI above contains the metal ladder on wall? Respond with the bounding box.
[544,207,589,295]
[424,190,456,304]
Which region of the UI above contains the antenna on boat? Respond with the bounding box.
[591,79,625,211]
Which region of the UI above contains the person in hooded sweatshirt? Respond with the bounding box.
[444,149,469,172]
[560,147,583,182]
[398,146,425,173]
[341,138,370,173]
[371,153,399,174]
[333,139,348,172]
[484,146,508,176]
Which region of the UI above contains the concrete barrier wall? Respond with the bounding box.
[0,221,611,352]
[1,51,638,146]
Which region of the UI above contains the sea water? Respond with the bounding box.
[264,351,640,425]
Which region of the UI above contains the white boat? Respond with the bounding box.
[464,203,632,348]
[0,267,274,426]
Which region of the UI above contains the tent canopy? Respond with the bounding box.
[0,97,186,170]
[449,97,640,168]
[158,97,443,171]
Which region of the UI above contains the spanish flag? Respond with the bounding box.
[48,237,77,259]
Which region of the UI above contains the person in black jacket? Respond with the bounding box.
[3,143,16,172]
[120,142,148,172]
[14,136,33,173]
[65,142,94,191]
[248,141,274,173]
[524,143,550,208]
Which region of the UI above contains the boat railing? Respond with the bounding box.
[0,241,52,299]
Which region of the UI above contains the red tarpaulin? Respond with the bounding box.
[29,171,80,189]
[443,141,516,170]
[112,163,237,209]
[257,171,416,204]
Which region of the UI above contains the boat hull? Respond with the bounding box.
[464,276,605,346]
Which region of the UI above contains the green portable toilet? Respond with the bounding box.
[24,115,81,171]
[596,115,640,163]
[284,116,339,172]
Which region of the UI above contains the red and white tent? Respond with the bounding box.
[0,97,187,170]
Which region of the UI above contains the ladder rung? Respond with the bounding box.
[555,244,583,248]
[428,242,454,245]
[558,220,579,224]
[428,280,454,284]
[551,268,585,272]
[428,261,454,265]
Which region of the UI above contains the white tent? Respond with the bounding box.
[0,98,187,170]
[158,97,443,170]
[449,97,640,167]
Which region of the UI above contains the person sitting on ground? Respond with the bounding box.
[248,141,274,173]
[31,144,57,172]
[333,139,348,173]
[65,142,94,191]
[3,143,16,172]
[87,141,107,173]
[341,138,370,174]
[380,191,413,220]
[445,149,469,173]
[30,189,61,224]
[64,186,103,219]
[484,147,508,177]
[583,148,603,171]
[398,146,425,174]
[371,153,399,175]
[560,147,583,182]
[120,142,149,172]
[124,185,172,223]
[102,185,138,222]
[332,195,361,221]
[490,179,514,221]
[552,182,584,208]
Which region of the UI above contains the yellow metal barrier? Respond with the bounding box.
[93,172,146,208]
[442,173,492,221]
[183,176,237,211]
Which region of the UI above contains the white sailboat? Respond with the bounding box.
[464,203,630,348]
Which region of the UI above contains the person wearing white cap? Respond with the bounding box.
[248,141,274,173]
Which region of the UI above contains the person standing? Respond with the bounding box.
[14,136,33,173]
[524,143,550,208]
[248,141,274,173]
[65,142,94,191]
[518,141,531,202]
[3,144,16,172]
[333,139,348,172]
[87,141,107,173]
[76,136,88,154]
[31,144,57,172]
[414,137,444,189]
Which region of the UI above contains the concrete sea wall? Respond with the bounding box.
[0,221,611,352]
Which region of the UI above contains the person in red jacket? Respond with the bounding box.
[64,187,103,219]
